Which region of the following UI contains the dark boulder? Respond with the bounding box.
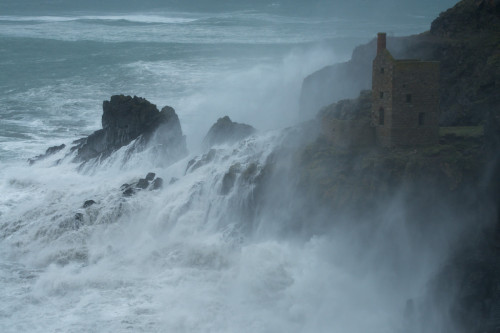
[123,187,135,197]
[145,172,156,181]
[136,179,149,189]
[82,200,96,208]
[72,95,187,163]
[151,177,164,190]
[203,116,255,148]
[28,144,66,165]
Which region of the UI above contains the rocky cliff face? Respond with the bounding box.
[300,0,500,126]
[297,2,500,330]
[73,95,187,163]
[203,116,256,149]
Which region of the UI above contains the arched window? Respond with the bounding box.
[379,107,385,125]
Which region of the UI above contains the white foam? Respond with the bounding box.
[0,14,197,24]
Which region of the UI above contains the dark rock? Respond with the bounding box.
[220,164,241,195]
[203,116,256,148]
[82,200,96,208]
[136,178,149,189]
[169,177,179,184]
[120,183,130,190]
[74,213,84,222]
[145,172,156,181]
[242,163,258,182]
[28,144,66,165]
[430,0,500,38]
[123,187,135,197]
[185,149,217,174]
[151,177,164,190]
[72,95,187,163]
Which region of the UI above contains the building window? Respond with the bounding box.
[380,67,385,74]
[406,94,412,103]
[418,112,425,126]
[379,91,384,99]
[379,107,385,125]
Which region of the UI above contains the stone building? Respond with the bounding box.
[320,32,440,148]
[372,33,440,147]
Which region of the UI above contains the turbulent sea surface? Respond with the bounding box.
[1,5,454,332]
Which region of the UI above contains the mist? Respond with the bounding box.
[2,0,497,332]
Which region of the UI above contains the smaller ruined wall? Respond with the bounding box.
[321,118,375,148]
[320,90,375,148]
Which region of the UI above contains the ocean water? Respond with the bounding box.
[1,5,457,332]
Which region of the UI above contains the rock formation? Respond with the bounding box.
[28,144,66,165]
[120,172,164,196]
[73,95,187,163]
[203,116,255,148]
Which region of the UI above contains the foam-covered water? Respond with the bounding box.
[1,6,457,332]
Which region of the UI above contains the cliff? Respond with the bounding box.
[295,1,500,331]
[300,0,500,126]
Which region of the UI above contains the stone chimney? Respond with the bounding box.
[377,32,386,54]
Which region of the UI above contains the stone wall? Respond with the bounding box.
[321,118,374,148]
[320,90,375,148]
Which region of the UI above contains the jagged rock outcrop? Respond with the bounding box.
[300,0,500,126]
[120,172,164,197]
[28,144,66,165]
[73,95,187,163]
[203,116,255,148]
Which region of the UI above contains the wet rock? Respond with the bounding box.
[220,164,241,195]
[185,149,217,174]
[169,177,179,184]
[146,172,156,181]
[136,178,149,189]
[120,183,130,191]
[151,177,164,190]
[203,116,256,148]
[242,162,258,182]
[72,95,187,163]
[28,144,66,165]
[123,187,135,197]
[74,213,84,222]
[82,200,96,208]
